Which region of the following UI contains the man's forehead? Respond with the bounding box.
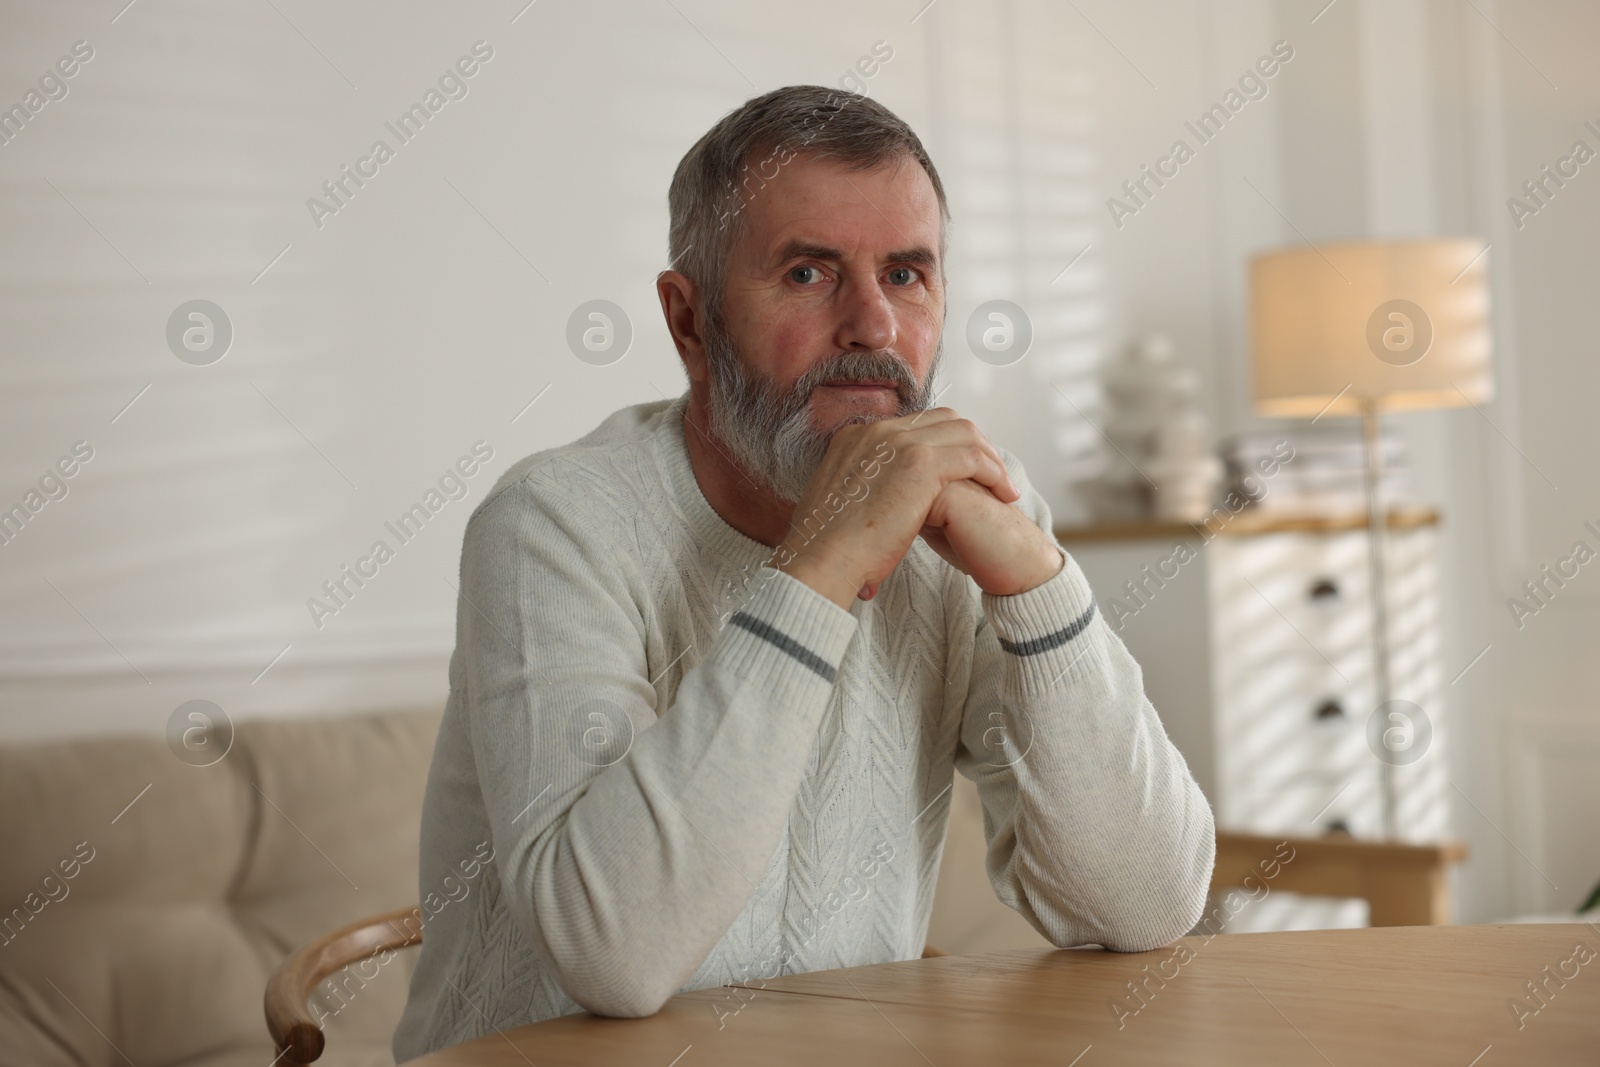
[740,155,941,267]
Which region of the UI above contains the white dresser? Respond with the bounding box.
[1062,510,1449,932]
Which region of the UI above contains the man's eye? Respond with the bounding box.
[887,267,918,285]
[789,265,824,284]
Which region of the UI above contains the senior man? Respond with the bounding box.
[394,84,1214,1061]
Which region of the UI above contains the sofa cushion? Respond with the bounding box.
[0,707,441,1067]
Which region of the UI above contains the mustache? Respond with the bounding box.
[790,350,922,410]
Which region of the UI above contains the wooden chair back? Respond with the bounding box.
[265,904,948,1063]
[265,906,423,1065]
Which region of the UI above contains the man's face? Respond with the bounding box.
[702,151,946,502]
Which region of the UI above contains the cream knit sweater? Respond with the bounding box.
[392,395,1215,1061]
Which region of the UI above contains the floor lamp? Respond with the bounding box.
[1248,239,1493,839]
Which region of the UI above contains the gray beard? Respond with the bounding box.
[702,319,942,504]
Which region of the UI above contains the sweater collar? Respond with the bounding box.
[655,394,777,566]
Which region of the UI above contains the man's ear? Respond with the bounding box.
[656,270,709,384]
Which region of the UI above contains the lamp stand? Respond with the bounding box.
[1360,398,1398,839]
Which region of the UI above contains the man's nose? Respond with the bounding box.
[836,276,898,352]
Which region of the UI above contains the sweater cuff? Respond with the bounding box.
[981,550,1104,693]
[716,565,857,687]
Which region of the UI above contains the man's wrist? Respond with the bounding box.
[994,543,1065,597]
[773,541,860,611]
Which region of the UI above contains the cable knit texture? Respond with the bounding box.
[392,395,1215,1062]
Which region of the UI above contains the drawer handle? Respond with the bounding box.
[1313,699,1345,721]
[1308,578,1341,601]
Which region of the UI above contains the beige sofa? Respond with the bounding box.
[0,708,441,1067]
[0,706,1044,1067]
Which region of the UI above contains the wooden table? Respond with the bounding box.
[414,924,1599,1065]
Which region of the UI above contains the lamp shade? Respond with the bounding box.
[1249,239,1493,417]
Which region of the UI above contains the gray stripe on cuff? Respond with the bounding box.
[997,599,1098,657]
[728,611,838,684]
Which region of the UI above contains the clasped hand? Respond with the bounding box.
[773,408,1064,609]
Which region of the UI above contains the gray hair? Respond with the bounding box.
[666,84,950,332]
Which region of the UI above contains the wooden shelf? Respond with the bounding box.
[1213,831,1468,927]
[1055,505,1440,544]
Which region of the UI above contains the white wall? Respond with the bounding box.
[0,0,1095,735]
[1413,0,1600,923]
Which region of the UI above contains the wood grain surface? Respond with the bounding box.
[412,923,1599,1065]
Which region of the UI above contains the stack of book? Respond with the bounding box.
[1223,425,1408,514]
